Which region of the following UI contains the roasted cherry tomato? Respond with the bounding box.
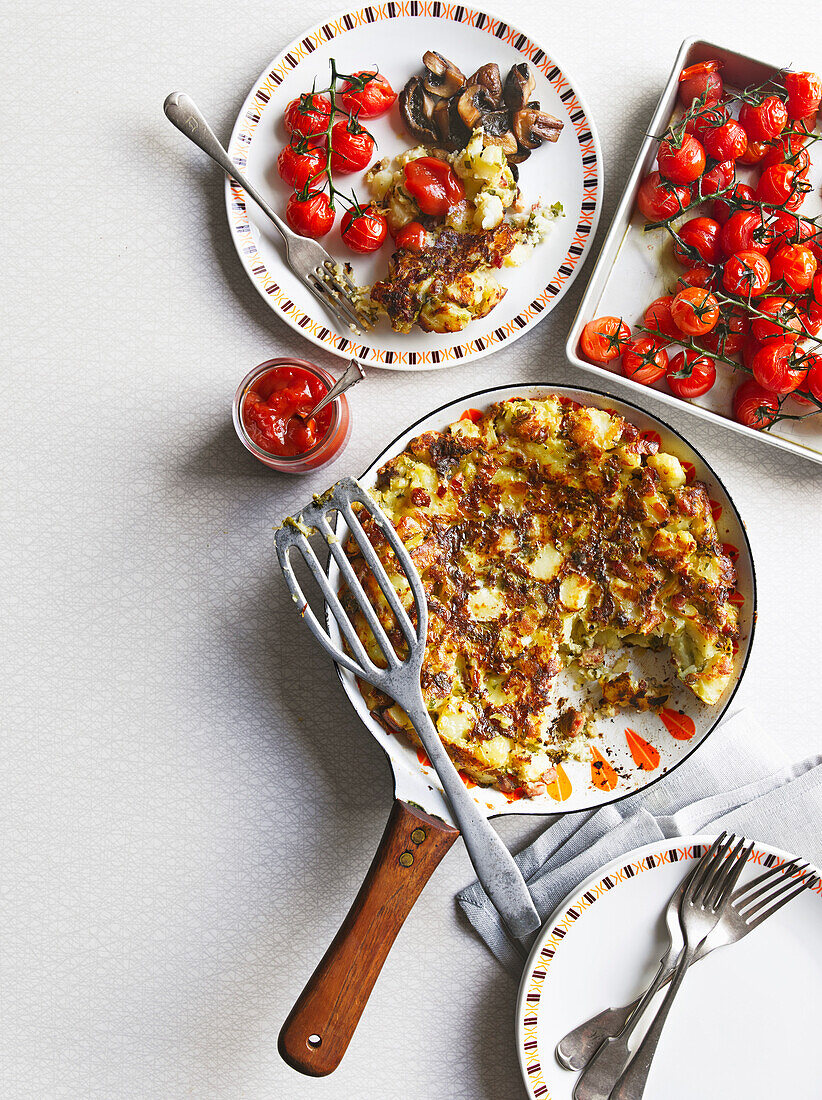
[686,104,727,142]
[737,139,769,165]
[636,172,691,222]
[340,71,397,118]
[284,93,333,140]
[740,95,789,141]
[579,316,631,363]
[666,350,717,398]
[644,296,680,339]
[670,288,720,336]
[751,341,807,394]
[328,120,376,173]
[657,134,706,184]
[700,305,749,355]
[768,210,816,255]
[804,353,822,401]
[760,132,809,170]
[404,157,465,216]
[674,264,717,292]
[277,142,325,189]
[769,243,816,293]
[703,118,748,161]
[784,72,822,121]
[678,60,723,106]
[673,217,721,265]
[722,250,771,297]
[285,189,335,238]
[697,159,735,200]
[755,162,800,205]
[620,335,668,385]
[799,303,822,339]
[340,205,388,253]
[749,296,802,344]
[719,210,774,257]
[712,182,756,225]
[733,378,780,428]
[393,221,427,252]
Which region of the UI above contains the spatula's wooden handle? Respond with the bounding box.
[278,799,460,1076]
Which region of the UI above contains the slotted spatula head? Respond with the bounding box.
[275,477,428,698]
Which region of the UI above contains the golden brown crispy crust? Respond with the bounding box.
[343,398,739,793]
[370,225,516,332]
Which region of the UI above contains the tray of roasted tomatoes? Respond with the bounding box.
[566,36,822,464]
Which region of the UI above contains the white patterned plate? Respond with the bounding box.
[517,834,822,1099]
[225,4,601,370]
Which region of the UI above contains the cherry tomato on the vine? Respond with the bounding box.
[657,134,706,184]
[712,183,756,225]
[768,210,816,255]
[329,121,376,173]
[756,162,800,205]
[686,104,727,142]
[733,378,780,428]
[579,316,631,363]
[703,119,748,161]
[284,93,333,140]
[393,221,427,252]
[673,217,721,265]
[769,244,817,293]
[804,353,822,401]
[666,350,717,398]
[784,72,822,121]
[697,160,735,200]
[277,142,325,189]
[620,335,669,385]
[670,287,720,336]
[644,296,680,340]
[751,341,807,394]
[749,297,802,344]
[404,157,465,216]
[340,205,388,253]
[700,305,748,355]
[719,210,774,257]
[636,172,691,223]
[339,71,397,118]
[760,132,808,170]
[723,250,771,297]
[737,139,769,165]
[675,264,716,292]
[740,95,788,141]
[678,61,724,106]
[285,189,335,238]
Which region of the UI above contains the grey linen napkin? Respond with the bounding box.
[456,710,822,975]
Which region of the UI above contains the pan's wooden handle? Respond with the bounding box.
[278,799,459,1076]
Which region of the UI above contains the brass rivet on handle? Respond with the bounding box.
[410,828,427,845]
[399,850,414,867]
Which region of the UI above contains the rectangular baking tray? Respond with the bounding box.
[565,36,822,465]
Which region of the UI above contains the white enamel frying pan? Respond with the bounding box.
[278,383,756,1076]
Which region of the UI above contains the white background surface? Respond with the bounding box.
[2,2,821,1097]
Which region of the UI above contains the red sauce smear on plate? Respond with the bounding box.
[242,366,331,457]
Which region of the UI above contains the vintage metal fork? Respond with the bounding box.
[559,851,815,1077]
[164,92,372,336]
[274,477,541,939]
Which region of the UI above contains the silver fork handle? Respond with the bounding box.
[572,947,678,1100]
[163,92,292,246]
[558,927,717,1071]
[610,941,698,1100]
[402,697,541,940]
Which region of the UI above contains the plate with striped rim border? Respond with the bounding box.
[516,834,822,1099]
[224,4,602,370]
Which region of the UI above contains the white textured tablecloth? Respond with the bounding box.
[3,1,822,1097]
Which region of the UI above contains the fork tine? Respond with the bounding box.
[340,501,419,649]
[747,875,818,929]
[284,534,377,676]
[309,510,403,670]
[305,277,362,335]
[308,274,365,334]
[731,857,803,905]
[700,834,743,907]
[713,840,754,909]
[323,258,366,304]
[313,264,371,330]
[739,867,815,920]
[690,833,730,903]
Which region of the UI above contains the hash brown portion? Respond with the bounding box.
[370,225,516,334]
[344,398,739,796]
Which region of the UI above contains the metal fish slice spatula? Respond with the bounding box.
[275,476,541,939]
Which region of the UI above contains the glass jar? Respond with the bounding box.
[232,358,351,473]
